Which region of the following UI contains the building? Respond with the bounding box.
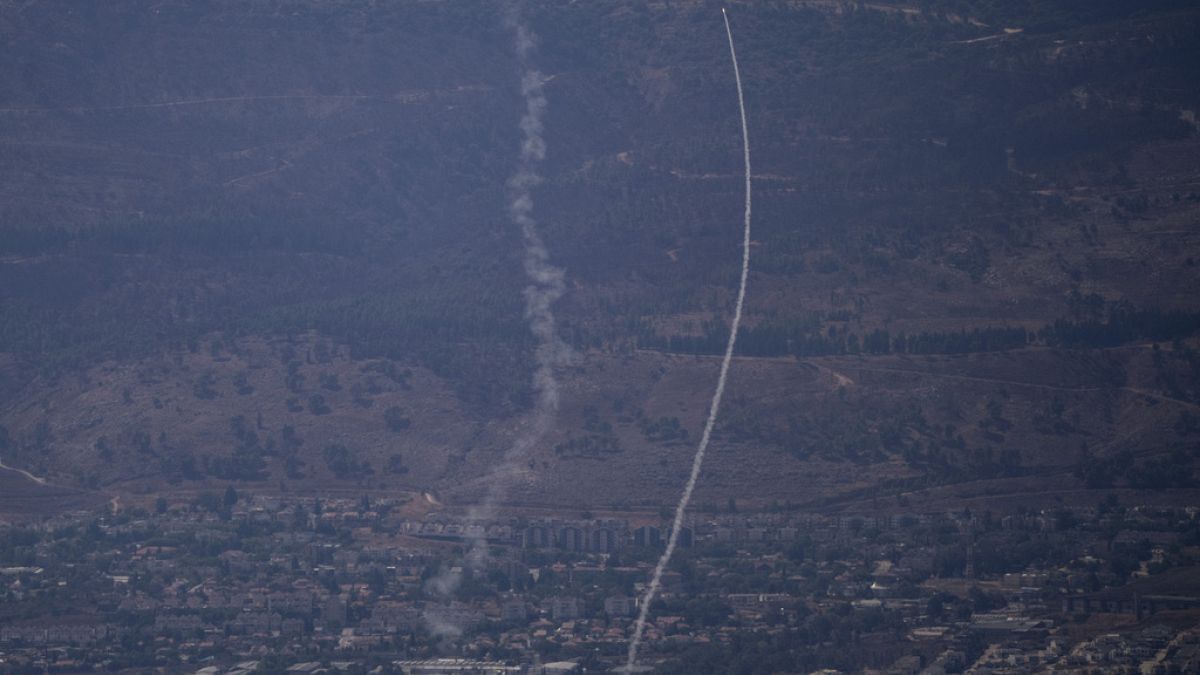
[393,659,521,674]
[604,596,637,618]
[545,596,580,622]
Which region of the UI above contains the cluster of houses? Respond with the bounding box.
[2,495,1200,672]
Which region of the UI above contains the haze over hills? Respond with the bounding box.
[2,0,1200,518]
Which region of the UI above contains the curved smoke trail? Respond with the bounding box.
[626,8,752,668]
[423,9,570,627]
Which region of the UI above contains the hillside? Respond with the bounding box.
[2,0,1200,516]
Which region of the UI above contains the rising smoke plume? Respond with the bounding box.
[625,8,753,668]
[475,6,572,554]
[424,7,571,632]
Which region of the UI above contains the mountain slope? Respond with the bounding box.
[2,0,1200,513]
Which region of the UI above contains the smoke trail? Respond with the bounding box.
[423,8,570,624]
[477,7,572,541]
[625,8,752,668]
[469,12,571,551]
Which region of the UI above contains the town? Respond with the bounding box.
[3,492,1200,673]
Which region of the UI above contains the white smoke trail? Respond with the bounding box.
[423,9,570,627]
[468,12,571,562]
[479,8,572,543]
[625,8,752,669]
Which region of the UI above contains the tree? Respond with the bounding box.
[323,443,371,479]
[384,406,411,432]
[308,394,331,415]
[385,454,407,475]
